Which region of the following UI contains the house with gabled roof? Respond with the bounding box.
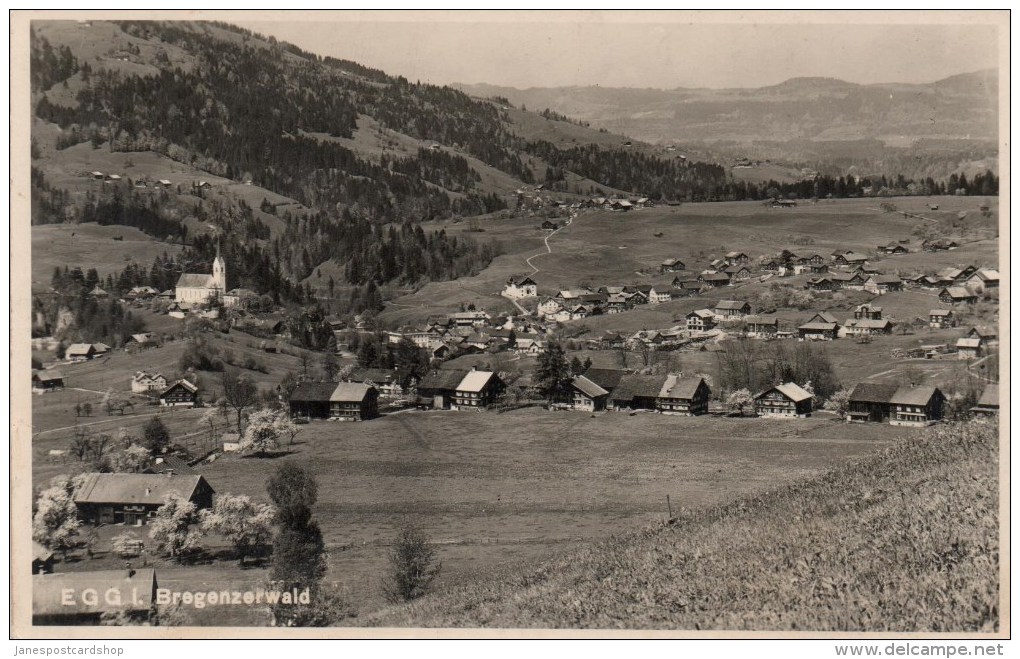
[159,379,198,408]
[744,315,779,338]
[853,304,883,320]
[713,300,751,318]
[65,343,97,362]
[966,268,999,290]
[928,309,956,329]
[32,370,65,393]
[582,368,628,396]
[865,274,903,294]
[609,374,668,411]
[330,382,379,420]
[889,386,945,426]
[660,258,685,273]
[956,337,983,360]
[131,371,167,394]
[698,272,731,287]
[965,326,998,346]
[289,381,341,419]
[880,243,909,255]
[74,472,214,526]
[724,251,749,265]
[657,375,711,415]
[847,382,900,423]
[724,264,753,280]
[568,375,609,412]
[807,277,838,292]
[971,384,999,417]
[840,318,893,337]
[754,382,813,418]
[347,368,404,397]
[452,368,503,410]
[939,286,977,305]
[798,320,839,340]
[687,309,717,331]
[503,275,538,299]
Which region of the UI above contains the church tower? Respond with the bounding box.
[211,241,227,294]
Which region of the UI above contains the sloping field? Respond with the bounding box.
[365,419,1000,631]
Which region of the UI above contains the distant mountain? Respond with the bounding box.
[455,71,998,145]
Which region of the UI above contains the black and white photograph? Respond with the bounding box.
[10,8,1008,644]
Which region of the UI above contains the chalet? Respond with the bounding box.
[582,368,628,397]
[724,264,753,280]
[939,286,977,305]
[808,312,839,325]
[568,304,590,320]
[600,333,628,350]
[955,337,983,360]
[889,386,945,427]
[450,311,491,327]
[687,309,717,331]
[935,267,963,286]
[853,304,883,320]
[657,375,711,416]
[798,321,838,341]
[289,382,340,419]
[725,251,750,266]
[431,343,452,359]
[556,289,592,302]
[661,258,686,273]
[914,275,942,289]
[32,542,54,575]
[160,380,198,408]
[330,382,379,421]
[954,265,979,281]
[923,239,958,252]
[744,315,779,338]
[966,268,999,290]
[74,473,214,526]
[65,343,97,362]
[673,281,703,297]
[625,289,650,305]
[32,370,64,392]
[797,254,826,266]
[514,338,546,355]
[131,371,167,394]
[840,318,893,337]
[347,368,404,397]
[805,263,829,275]
[806,277,838,292]
[418,369,471,409]
[605,295,631,313]
[157,179,172,188]
[714,300,751,318]
[965,326,998,346]
[128,333,160,349]
[760,259,785,274]
[452,369,503,410]
[865,275,903,294]
[840,252,870,266]
[128,285,159,299]
[880,243,909,255]
[541,220,559,230]
[971,384,999,417]
[699,272,731,287]
[770,199,797,208]
[611,199,634,211]
[754,382,813,418]
[610,374,667,411]
[568,375,609,412]
[928,309,956,329]
[34,569,159,626]
[89,170,104,180]
[503,275,538,299]
[847,382,900,423]
[709,258,728,270]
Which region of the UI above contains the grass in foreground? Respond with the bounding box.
[365,419,999,631]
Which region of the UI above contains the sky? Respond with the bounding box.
[233,11,1001,89]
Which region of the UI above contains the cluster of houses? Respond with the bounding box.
[85,171,216,192]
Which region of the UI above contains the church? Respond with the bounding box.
[175,248,227,305]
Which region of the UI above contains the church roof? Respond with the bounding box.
[176,273,216,288]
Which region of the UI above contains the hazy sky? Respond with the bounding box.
[233,12,1000,89]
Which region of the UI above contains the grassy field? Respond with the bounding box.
[365,418,999,631]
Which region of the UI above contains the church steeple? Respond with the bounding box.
[212,239,226,292]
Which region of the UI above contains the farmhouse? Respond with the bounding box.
[714,300,751,318]
[503,275,538,299]
[798,321,838,341]
[846,382,900,423]
[568,375,610,412]
[32,370,64,392]
[537,298,564,317]
[807,277,838,292]
[687,309,717,331]
[33,569,158,626]
[600,333,628,350]
[65,343,97,362]
[657,375,711,416]
[879,243,909,255]
[865,275,903,294]
[131,371,167,394]
[673,281,703,297]
[660,258,685,273]
[159,380,198,408]
[723,264,754,280]
[648,285,674,304]
[724,251,750,266]
[582,368,628,396]
[74,473,214,526]
[605,294,631,313]
[889,386,946,427]
[840,318,893,337]
[827,272,867,289]
[966,326,998,347]
[853,304,883,320]
[289,381,345,419]
[928,309,956,329]
[451,369,503,410]
[610,374,666,411]
[330,382,379,421]
[754,382,813,418]
[128,333,160,349]
[971,384,999,416]
[939,286,977,305]
[699,272,731,287]
[450,310,491,327]
[347,368,404,397]
[175,245,227,305]
[744,315,779,338]
[955,337,983,360]
[966,268,999,290]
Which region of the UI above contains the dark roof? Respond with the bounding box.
[290,381,342,403]
[418,369,471,391]
[610,374,668,403]
[744,315,778,326]
[848,382,899,404]
[715,300,750,310]
[147,455,196,476]
[799,322,838,331]
[74,473,210,506]
[583,368,628,391]
[348,368,398,384]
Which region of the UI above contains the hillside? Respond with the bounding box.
[365,419,999,631]
[457,71,999,179]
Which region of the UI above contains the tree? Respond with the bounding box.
[107,444,152,473]
[199,494,276,566]
[222,370,259,434]
[824,388,852,417]
[32,475,83,558]
[142,416,171,457]
[111,531,143,558]
[148,493,201,560]
[535,342,571,407]
[382,523,442,603]
[321,352,340,381]
[726,389,754,416]
[197,406,225,438]
[239,409,284,456]
[506,329,517,351]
